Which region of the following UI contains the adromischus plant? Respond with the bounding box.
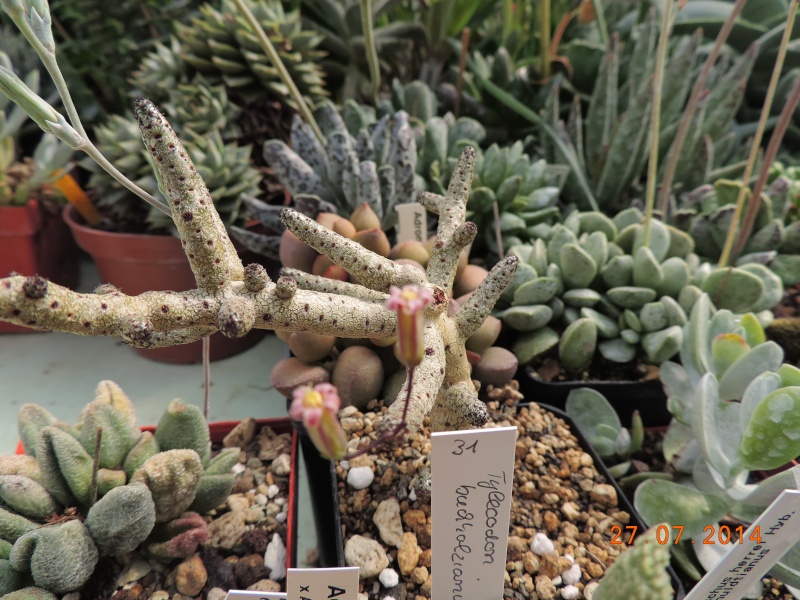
[633,295,800,589]
[0,95,518,438]
[0,381,238,595]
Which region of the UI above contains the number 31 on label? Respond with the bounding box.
[452,439,478,456]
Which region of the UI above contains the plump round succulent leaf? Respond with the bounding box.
[717,341,784,401]
[623,309,642,332]
[632,246,664,289]
[559,318,597,372]
[155,400,211,468]
[563,289,601,307]
[0,558,23,596]
[738,263,783,312]
[0,456,40,482]
[501,306,553,332]
[580,308,619,338]
[85,483,156,556]
[739,386,800,470]
[187,473,236,514]
[0,476,59,521]
[778,364,800,387]
[658,257,690,298]
[600,254,633,288]
[660,296,688,327]
[744,219,784,254]
[771,254,800,286]
[580,230,609,267]
[205,447,241,476]
[78,401,139,470]
[0,507,36,544]
[10,520,98,594]
[665,225,695,258]
[36,426,94,507]
[621,329,640,344]
[145,512,208,559]
[512,327,560,364]
[678,284,704,314]
[739,313,766,347]
[559,243,598,289]
[607,287,657,309]
[499,263,537,306]
[123,431,160,479]
[565,388,621,458]
[0,539,11,559]
[131,450,203,523]
[639,302,668,333]
[598,339,637,363]
[701,268,764,313]
[96,469,127,497]
[613,207,643,231]
[87,381,137,428]
[592,524,673,600]
[740,372,783,433]
[546,225,578,265]
[641,326,683,363]
[512,277,557,305]
[17,405,57,458]
[578,212,617,239]
[711,334,750,379]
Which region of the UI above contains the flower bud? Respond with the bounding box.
[386,285,433,368]
[289,383,347,460]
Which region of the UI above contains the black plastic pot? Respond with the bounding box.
[516,365,671,428]
[322,400,686,597]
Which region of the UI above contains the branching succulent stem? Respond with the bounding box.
[719,0,799,268]
[642,0,673,247]
[230,0,324,144]
[360,0,381,105]
[657,0,747,218]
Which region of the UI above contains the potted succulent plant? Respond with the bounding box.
[3,379,298,597]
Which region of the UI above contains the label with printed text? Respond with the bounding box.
[224,590,285,599]
[432,426,517,600]
[684,489,800,600]
[287,567,359,600]
[395,202,427,244]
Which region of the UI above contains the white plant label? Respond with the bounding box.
[286,567,360,600]
[684,489,800,600]
[224,591,285,599]
[431,426,517,600]
[395,202,427,244]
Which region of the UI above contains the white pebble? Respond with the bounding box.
[531,533,554,555]
[254,493,267,506]
[264,533,287,580]
[408,489,417,502]
[340,460,350,470]
[564,554,575,564]
[268,484,280,498]
[562,563,581,585]
[379,568,399,588]
[561,585,580,599]
[232,463,246,474]
[276,511,287,523]
[347,466,375,489]
[551,576,562,586]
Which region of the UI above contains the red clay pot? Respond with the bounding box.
[64,205,266,363]
[0,200,80,333]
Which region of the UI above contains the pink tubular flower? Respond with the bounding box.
[289,383,347,460]
[387,284,433,368]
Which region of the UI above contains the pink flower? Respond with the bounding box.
[289,383,347,460]
[387,285,433,367]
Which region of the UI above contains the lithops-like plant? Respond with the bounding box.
[633,296,800,589]
[498,208,782,374]
[0,381,237,595]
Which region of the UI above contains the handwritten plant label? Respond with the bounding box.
[431,426,517,600]
[395,202,427,244]
[286,567,359,600]
[224,591,285,599]
[684,489,800,600]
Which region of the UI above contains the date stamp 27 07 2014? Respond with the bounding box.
[609,524,767,546]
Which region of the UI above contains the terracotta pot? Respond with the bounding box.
[17,416,299,576]
[64,205,266,363]
[0,200,80,333]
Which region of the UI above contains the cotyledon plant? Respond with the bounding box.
[632,295,800,591]
[0,381,238,596]
[0,97,519,439]
[497,208,782,373]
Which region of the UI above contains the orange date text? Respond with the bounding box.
[608,525,764,545]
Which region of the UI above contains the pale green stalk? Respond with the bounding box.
[719,0,799,268]
[591,0,608,45]
[3,1,169,215]
[642,0,673,247]
[657,0,748,217]
[230,0,324,144]
[540,0,551,81]
[360,0,381,105]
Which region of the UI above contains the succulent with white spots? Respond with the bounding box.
[0,99,517,437]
